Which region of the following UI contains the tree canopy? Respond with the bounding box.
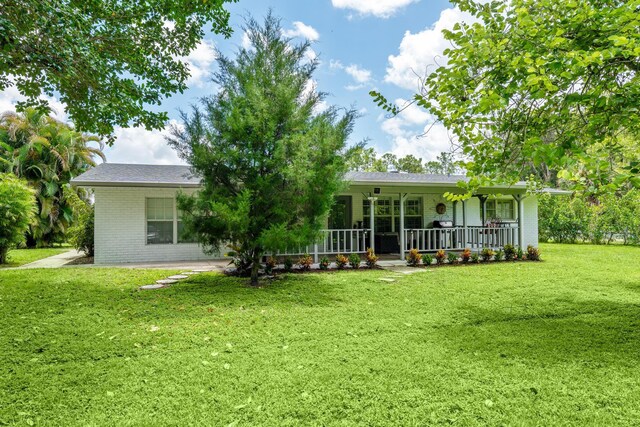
[0,108,105,246]
[373,0,640,194]
[345,145,462,175]
[168,13,356,285]
[0,0,236,139]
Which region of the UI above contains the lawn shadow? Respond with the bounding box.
[444,298,640,365]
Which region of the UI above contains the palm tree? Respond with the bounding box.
[0,108,106,247]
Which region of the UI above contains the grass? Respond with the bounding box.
[1,244,640,426]
[0,246,71,268]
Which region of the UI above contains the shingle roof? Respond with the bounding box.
[71,163,200,188]
[71,163,571,194]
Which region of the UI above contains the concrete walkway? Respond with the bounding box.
[14,249,84,269]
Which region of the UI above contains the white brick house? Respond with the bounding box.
[72,163,566,265]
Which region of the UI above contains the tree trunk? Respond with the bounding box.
[0,246,8,265]
[250,250,261,286]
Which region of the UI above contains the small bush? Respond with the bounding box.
[481,248,495,262]
[348,253,361,269]
[435,249,446,265]
[503,244,516,261]
[298,253,313,270]
[516,247,524,260]
[447,252,459,265]
[461,248,472,263]
[471,253,480,263]
[422,253,433,266]
[406,248,421,266]
[264,256,277,274]
[494,249,504,261]
[335,254,348,270]
[319,256,330,270]
[365,248,378,268]
[526,245,541,261]
[70,205,95,257]
[283,257,294,272]
[0,174,36,264]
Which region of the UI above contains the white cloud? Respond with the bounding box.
[330,60,373,90]
[385,7,475,90]
[283,21,320,41]
[331,0,419,18]
[0,87,183,165]
[380,98,452,161]
[0,84,68,123]
[103,122,185,165]
[344,64,372,84]
[241,31,252,50]
[184,39,217,87]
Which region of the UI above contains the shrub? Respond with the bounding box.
[298,253,313,271]
[406,248,421,266]
[461,248,472,263]
[365,248,378,268]
[516,247,524,260]
[526,245,541,261]
[503,244,516,261]
[422,253,433,266]
[335,254,348,270]
[471,253,480,263]
[319,256,330,270]
[481,248,495,262]
[70,206,95,256]
[264,256,277,274]
[435,249,446,265]
[283,257,294,272]
[494,249,504,261]
[348,253,361,269]
[0,174,36,264]
[447,252,459,265]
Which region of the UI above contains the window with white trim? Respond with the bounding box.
[486,199,515,221]
[146,198,174,244]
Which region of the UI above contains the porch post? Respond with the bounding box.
[513,194,525,248]
[399,193,407,261]
[477,195,488,249]
[367,196,377,252]
[462,199,468,248]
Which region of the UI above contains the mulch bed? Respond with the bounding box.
[65,256,94,266]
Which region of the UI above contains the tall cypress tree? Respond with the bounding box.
[168,13,356,285]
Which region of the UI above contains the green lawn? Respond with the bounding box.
[1,244,639,426]
[0,246,71,268]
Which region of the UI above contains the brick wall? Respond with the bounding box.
[94,187,221,264]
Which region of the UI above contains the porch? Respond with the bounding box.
[279,191,528,261]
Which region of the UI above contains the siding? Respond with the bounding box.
[94,187,220,264]
[94,187,539,264]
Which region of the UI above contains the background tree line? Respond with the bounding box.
[345,145,462,175]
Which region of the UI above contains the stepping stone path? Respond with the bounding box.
[139,266,218,290]
[140,284,165,290]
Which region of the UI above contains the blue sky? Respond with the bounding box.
[0,0,475,165]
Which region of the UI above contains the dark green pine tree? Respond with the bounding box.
[168,13,357,285]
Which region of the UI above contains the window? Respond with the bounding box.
[485,199,515,221]
[363,197,393,232]
[147,198,174,244]
[394,198,423,230]
[364,197,423,232]
[146,197,197,244]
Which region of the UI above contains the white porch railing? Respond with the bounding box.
[277,229,370,259]
[405,226,519,252]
